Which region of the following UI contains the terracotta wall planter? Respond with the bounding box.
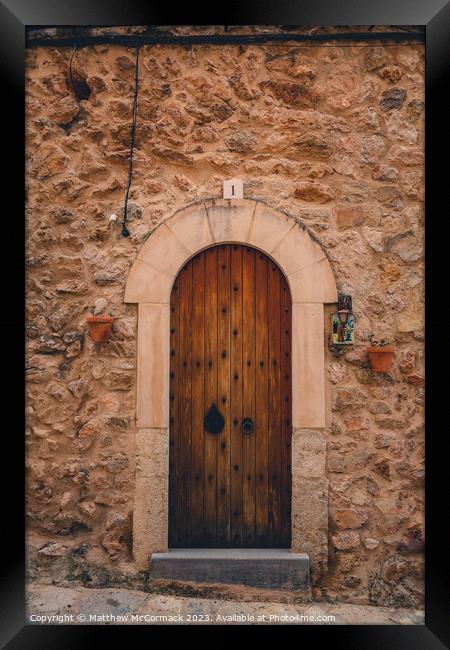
[367,346,395,373]
[86,315,113,342]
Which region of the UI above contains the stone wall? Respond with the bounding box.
[25,27,424,607]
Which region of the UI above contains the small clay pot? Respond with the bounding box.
[86,315,113,343]
[367,346,395,373]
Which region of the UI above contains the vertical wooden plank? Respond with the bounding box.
[190,253,205,546]
[177,262,193,546]
[268,260,282,547]
[168,275,180,546]
[255,253,269,547]
[230,245,243,546]
[204,247,218,545]
[217,245,231,546]
[281,274,292,547]
[242,247,256,546]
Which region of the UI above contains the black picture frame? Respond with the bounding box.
[2,0,448,646]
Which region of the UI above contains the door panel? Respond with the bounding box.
[254,252,270,546]
[177,261,193,546]
[230,245,243,546]
[217,245,231,546]
[190,253,206,545]
[268,261,282,547]
[242,247,256,547]
[203,248,218,545]
[168,244,292,548]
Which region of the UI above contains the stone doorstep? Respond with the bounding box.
[151,549,310,594]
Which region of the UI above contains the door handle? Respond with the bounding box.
[241,418,254,435]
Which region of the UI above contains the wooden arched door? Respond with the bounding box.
[168,244,292,548]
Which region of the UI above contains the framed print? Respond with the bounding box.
[1,1,448,647]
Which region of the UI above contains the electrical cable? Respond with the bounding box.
[122,47,140,238]
[68,44,76,95]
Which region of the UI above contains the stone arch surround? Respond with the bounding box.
[124,198,338,579]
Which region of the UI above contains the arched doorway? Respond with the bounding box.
[124,198,338,577]
[168,244,292,549]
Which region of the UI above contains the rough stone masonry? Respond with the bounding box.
[25,26,424,608]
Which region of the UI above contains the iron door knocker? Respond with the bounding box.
[204,402,225,434]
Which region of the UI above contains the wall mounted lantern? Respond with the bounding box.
[331,295,355,345]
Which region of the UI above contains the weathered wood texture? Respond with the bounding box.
[169,244,292,548]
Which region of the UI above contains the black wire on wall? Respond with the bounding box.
[122,47,140,238]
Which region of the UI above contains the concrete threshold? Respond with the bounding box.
[151,549,310,593]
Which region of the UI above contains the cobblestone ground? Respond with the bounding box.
[26,584,424,626]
